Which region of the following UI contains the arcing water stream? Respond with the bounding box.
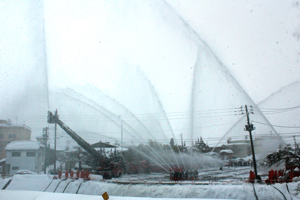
[44,0,289,171]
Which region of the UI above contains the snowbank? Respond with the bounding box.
[7,175,52,191]
[0,190,231,200]
[5,141,43,150]
[1,175,299,199]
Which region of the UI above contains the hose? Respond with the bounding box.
[252,183,259,200]
[272,185,287,200]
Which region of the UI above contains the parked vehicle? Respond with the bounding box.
[95,161,123,179]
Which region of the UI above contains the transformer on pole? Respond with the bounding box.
[244,105,258,181]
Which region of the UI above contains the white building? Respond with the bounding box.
[5,140,44,175]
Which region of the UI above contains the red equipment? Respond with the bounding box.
[125,161,150,174]
[48,111,124,179]
[96,161,123,179]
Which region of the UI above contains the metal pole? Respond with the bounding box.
[121,119,123,152]
[245,105,258,180]
[44,127,48,174]
[181,134,183,147]
[293,136,297,153]
[54,122,57,174]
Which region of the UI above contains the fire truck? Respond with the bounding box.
[125,160,150,174]
[47,111,123,179]
[95,162,123,179]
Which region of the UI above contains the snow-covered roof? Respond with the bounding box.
[219,149,233,154]
[0,124,31,130]
[5,140,43,151]
[242,155,253,161]
[206,152,219,156]
[226,142,249,146]
[74,162,92,169]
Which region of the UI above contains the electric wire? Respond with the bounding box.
[252,121,300,128]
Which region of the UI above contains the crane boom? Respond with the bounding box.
[47,111,102,160]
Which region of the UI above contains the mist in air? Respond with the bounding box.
[0,0,299,155]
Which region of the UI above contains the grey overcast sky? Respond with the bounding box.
[0,0,299,148]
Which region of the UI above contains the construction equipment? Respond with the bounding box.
[47,111,122,178]
[96,161,123,179]
[48,111,102,160]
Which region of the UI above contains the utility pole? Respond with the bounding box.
[121,119,123,152]
[181,134,183,147]
[78,147,82,171]
[43,127,49,174]
[293,136,297,153]
[54,110,58,174]
[244,105,258,180]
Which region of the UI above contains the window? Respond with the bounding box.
[0,134,3,138]
[12,152,21,157]
[9,134,16,139]
[26,152,35,157]
[12,166,19,170]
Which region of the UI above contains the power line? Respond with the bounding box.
[252,120,300,128]
[259,105,300,111]
[256,105,300,115]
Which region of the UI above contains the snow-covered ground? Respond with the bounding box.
[0,190,231,200]
[1,167,300,199]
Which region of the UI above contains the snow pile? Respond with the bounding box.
[7,175,52,191]
[1,175,300,199]
[5,141,43,150]
[0,190,231,200]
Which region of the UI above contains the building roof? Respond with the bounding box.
[90,141,117,148]
[226,143,250,146]
[5,140,43,151]
[220,149,233,154]
[0,124,31,131]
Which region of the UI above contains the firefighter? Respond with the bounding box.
[186,170,190,180]
[76,170,80,179]
[270,169,275,184]
[58,170,62,179]
[274,170,278,183]
[184,170,188,180]
[249,170,255,183]
[80,170,85,179]
[195,170,199,180]
[65,170,68,179]
[70,170,74,178]
[174,170,178,180]
[178,168,183,180]
[85,170,90,180]
[288,171,293,182]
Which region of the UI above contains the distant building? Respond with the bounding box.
[219,149,233,160]
[226,137,251,158]
[220,134,282,158]
[0,120,31,159]
[253,134,282,155]
[5,140,44,175]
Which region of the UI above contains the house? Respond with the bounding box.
[4,140,44,175]
[0,119,31,160]
[219,149,233,160]
[226,137,251,158]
